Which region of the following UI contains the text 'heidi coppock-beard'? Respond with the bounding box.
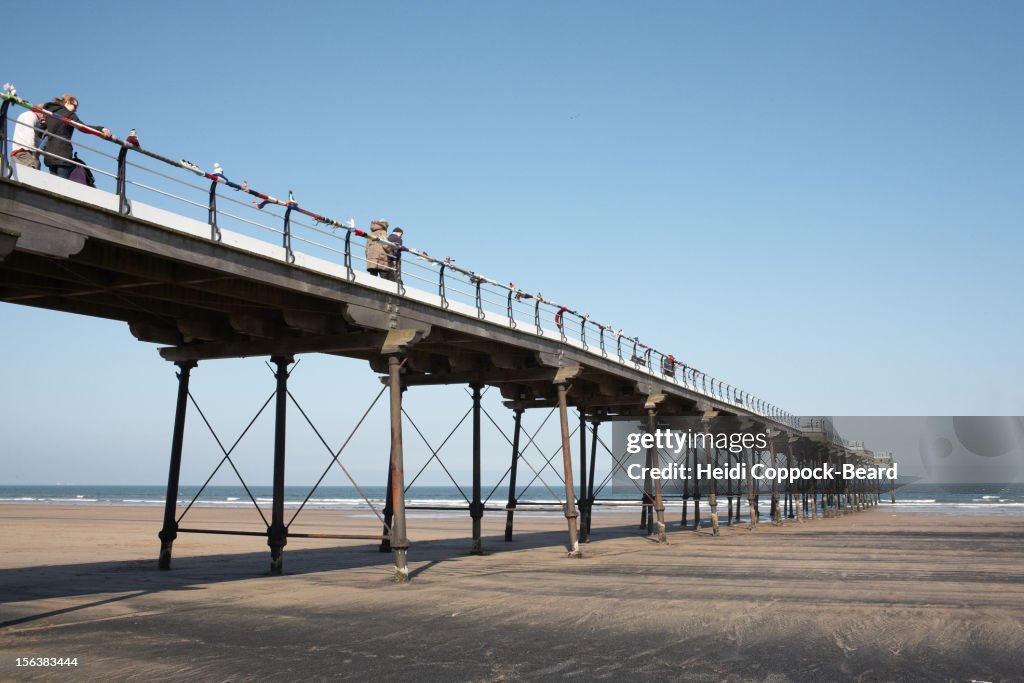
[626,462,899,482]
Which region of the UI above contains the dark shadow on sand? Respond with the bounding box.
[0,522,654,627]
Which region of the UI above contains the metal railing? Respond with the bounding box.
[1,84,799,428]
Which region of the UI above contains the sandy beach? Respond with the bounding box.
[1,504,1022,681]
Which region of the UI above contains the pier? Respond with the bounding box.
[1,91,893,579]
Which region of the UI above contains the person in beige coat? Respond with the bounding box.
[365,219,392,278]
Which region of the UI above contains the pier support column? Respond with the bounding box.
[578,412,591,543]
[798,466,806,520]
[504,408,523,541]
[795,474,803,521]
[583,417,600,540]
[823,455,830,517]
[681,442,690,528]
[268,355,293,576]
[470,383,484,555]
[556,373,581,558]
[726,448,734,526]
[381,378,408,552]
[647,407,667,543]
[770,442,781,525]
[734,448,743,525]
[640,431,653,534]
[810,453,819,520]
[707,443,720,537]
[387,355,410,581]
[785,445,795,519]
[692,441,701,531]
[746,447,757,530]
[158,360,197,570]
[847,474,854,513]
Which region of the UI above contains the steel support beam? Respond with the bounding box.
[556,380,581,558]
[585,418,599,539]
[648,408,667,543]
[707,442,720,537]
[268,355,293,575]
[158,360,197,570]
[680,442,690,528]
[470,383,484,555]
[726,448,735,526]
[745,446,757,530]
[388,355,410,581]
[692,439,701,531]
[786,445,795,519]
[578,411,590,543]
[770,442,781,525]
[504,408,523,541]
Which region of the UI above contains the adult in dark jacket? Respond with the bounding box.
[41,95,110,179]
[386,227,404,281]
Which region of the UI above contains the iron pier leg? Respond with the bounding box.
[753,449,761,521]
[681,443,690,528]
[504,408,523,542]
[707,443,720,537]
[845,456,853,514]
[470,383,484,555]
[770,444,778,524]
[823,458,829,517]
[268,355,293,576]
[786,446,795,519]
[827,451,835,517]
[804,477,811,521]
[811,453,819,520]
[737,446,745,528]
[795,470,802,521]
[746,447,757,530]
[726,449,734,526]
[648,409,667,543]
[841,454,848,514]
[158,360,196,570]
[823,452,831,517]
[586,419,599,538]
[388,356,410,581]
[578,412,590,543]
[383,381,408,550]
[692,441,701,531]
[634,430,651,532]
[556,382,581,558]
[838,456,845,513]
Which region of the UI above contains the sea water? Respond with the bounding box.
[1,483,1022,515]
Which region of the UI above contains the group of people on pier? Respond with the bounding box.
[12,91,412,280]
[10,93,109,185]
[365,219,404,281]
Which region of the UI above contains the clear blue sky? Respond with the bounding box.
[3,1,1022,485]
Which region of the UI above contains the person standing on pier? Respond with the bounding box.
[41,95,110,179]
[386,227,404,281]
[365,219,391,278]
[10,107,45,170]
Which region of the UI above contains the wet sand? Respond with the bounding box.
[1,504,1022,681]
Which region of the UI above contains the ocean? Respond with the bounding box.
[1,483,1022,515]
